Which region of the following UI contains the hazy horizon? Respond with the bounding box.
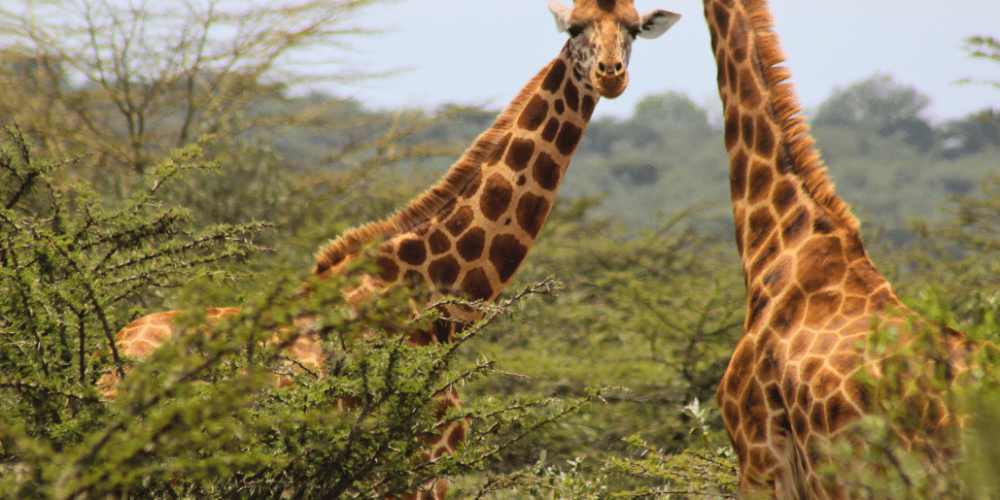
[321,0,998,122]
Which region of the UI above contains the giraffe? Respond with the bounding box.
[103,2,680,498]
[700,0,989,498]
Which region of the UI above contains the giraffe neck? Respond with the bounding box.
[703,0,896,334]
[316,43,598,313]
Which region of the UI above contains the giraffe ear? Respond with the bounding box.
[637,9,681,39]
[546,0,571,33]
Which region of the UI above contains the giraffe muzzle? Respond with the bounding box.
[594,70,629,98]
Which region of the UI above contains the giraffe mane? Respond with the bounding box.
[745,1,859,232]
[312,60,554,274]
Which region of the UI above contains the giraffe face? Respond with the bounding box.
[547,0,680,98]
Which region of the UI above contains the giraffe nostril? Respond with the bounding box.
[598,62,607,73]
[615,62,623,72]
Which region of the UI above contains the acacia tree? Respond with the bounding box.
[0,0,401,174]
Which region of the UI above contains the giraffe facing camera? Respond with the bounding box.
[102,2,681,499]
[546,0,679,98]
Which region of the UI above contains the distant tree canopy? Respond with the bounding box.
[631,91,713,133]
[814,72,932,131]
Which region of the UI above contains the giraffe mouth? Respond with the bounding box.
[594,72,628,99]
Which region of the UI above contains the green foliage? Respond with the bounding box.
[957,36,1000,91]
[822,296,1000,500]
[0,131,602,497]
[475,400,737,500]
[603,399,738,500]
[900,172,1000,327]
[462,200,744,475]
[0,126,263,409]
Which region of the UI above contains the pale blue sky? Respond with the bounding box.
[328,0,999,122]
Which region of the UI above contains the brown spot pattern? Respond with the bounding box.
[730,149,748,199]
[810,402,828,434]
[398,239,427,266]
[772,179,798,215]
[743,382,768,443]
[480,173,513,222]
[505,137,535,171]
[726,343,754,395]
[750,234,779,278]
[456,227,486,262]
[728,12,750,60]
[542,117,560,142]
[532,152,561,191]
[813,367,840,398]
[724,105,740,151]
[755,115,776,157]
[564,79,579,112]
[376,255,399,282]
[554,99,565,115]
[581,95,596,120]
[746,285,770,331]
[555,122,583,156]
[713,2,730,34]
[760,254,790,295]
[826,394,860,433]
[428,230,451,255]
[805,291,843,327]
[489,234,528,283]
[715,46,728,86]
[726,58,738,95]
[518,95,549,131]
[796,236,846,294]
[542,59,567,94]
[516,192,550,238]
[428,255,461,287]
[747,161,773,204]
[460,267,493,301]
[781,207,810,249]
[433,318,451,343]
[844,261,882,295]
[741,114,755,147]
[746,207,776,254]
[772,286,805,335]
[445,206,474,237]
[447,422,466,449]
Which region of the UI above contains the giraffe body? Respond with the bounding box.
[701,1,984,498]
[103,2,680,498]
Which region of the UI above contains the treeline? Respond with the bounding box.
[416,73,1000,239]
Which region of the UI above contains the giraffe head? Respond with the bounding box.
[547,0,680,98]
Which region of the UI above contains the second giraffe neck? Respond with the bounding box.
[705,0,897,328]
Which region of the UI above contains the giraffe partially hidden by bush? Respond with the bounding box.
[700,0,995,498]
[102,2,680,498]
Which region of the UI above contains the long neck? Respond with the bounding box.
[703,0,897,329]
[317,43,597,303]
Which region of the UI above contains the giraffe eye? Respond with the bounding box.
[628,27,641,39]
[567,25,584,38]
